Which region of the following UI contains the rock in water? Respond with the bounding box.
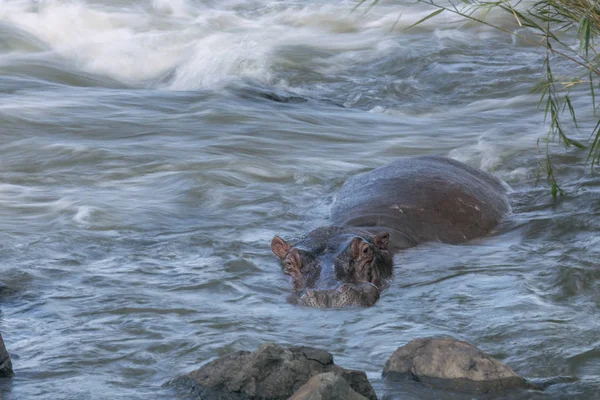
[289,372,368,400]
[172,343,377,400]
[0,333,13,377]
[383,337,536,393]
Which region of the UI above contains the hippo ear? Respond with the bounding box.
[373,232,390,251]
[271,236,291,259]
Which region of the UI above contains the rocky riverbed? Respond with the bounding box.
[170,339,542,399]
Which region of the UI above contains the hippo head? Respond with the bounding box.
[270,226,392,306]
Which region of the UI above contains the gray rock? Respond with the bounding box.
[0,333,13,377]
[289,372,368,400]
[172,343,377,400]
[383,337,536,393]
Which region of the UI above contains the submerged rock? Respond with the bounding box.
[0,333,13,377]
[289,372,368,400]
[383,337,536,393]
[172,343,377,400]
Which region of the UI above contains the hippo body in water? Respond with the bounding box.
[271,156,510,307]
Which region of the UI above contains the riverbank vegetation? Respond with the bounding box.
[360,0,600,196]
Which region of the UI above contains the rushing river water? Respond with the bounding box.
[1,0,600,398]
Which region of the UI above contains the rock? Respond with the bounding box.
[0,333,13,377]
[172,343,377,400]
[289,372,368,400]
[382,337,536,393]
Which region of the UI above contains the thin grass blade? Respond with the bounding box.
[403,9,444,31]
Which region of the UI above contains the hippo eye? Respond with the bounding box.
[284,256,301,270]
[351,237,374,260]
[283,260,294,275]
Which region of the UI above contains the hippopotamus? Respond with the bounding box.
[271,156,510,307]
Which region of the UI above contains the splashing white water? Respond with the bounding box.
[0,0,512,89]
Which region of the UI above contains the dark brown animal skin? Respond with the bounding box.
[271,156,510,308]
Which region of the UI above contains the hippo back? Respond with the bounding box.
[330,156,510,250]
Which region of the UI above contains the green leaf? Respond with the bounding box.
[566,138,586,149]
[390,12,403,33]
[403,9,444,31]
[587,118,600,167]
[565,95,578,128]
[583,17,591,57]
[590,71,596,111]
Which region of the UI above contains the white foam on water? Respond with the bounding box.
[0,183,88,223]
[151,0,194,18]
[0,0,514,90]
[448,121,548,180]
[167,33,274,90]
[73,205,94,224]
[49,196,75,213]
[505,167,532,183]
[0,0,190,82]
[44,142,91,154]
[449,138,504,172]
[238,228,278,245]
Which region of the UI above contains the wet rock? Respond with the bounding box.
[289,372,368,400]
[383,337,536,393]
[0,333,13,377]
[172,343,377,400]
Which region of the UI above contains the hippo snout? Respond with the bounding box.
[297,283,380,308]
